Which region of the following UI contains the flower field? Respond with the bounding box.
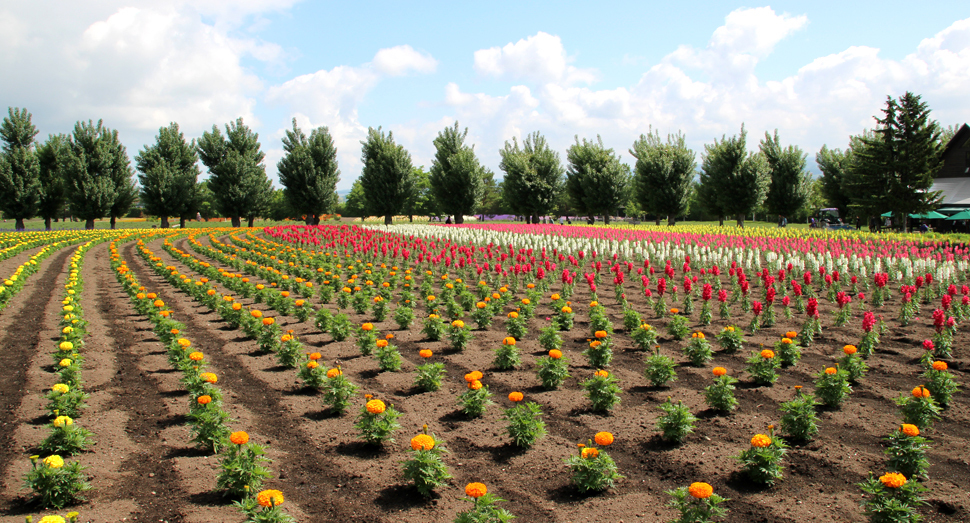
[0,223,968,522]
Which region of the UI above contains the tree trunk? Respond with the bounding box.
[15,218,24,231]
[718,216,724,227]
[409,214,413,222]
[604,214,611,225]
[247,216,255,228]
[110,216,116,229]
[161,216,170,228]
[44,217,51,231]
[384,214,392,225]
[668,215,676,226]
[231,216,241,227]
[736,214,745,228]
[304,215,314,225]
[455,214,464,224]
[180,216,187,228]
[85,218,95,229]
[313,215,321,225]
[655,217,661,226]
[532,214,539,225]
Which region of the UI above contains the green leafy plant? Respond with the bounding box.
[503,393,546,447]
[923,361,960,408]
[667,314,690,340]
[644,348,678,388]
[736,430,786,486]
[839,345,869,383]
[715,326,744,353]
[458,374,493,417]
[581,371,622,412]
[355,397,402,446]
[187,399,232,453]
[297,356,326,389]
[583,333,613,368]
[667,482,729,523]
[814,366,852,408]
[355,324,378,356]
[630,322,659,350]
[745,348,780,386]
[896,386,942,430]
[217,431,272,497]
[564,432,623,492]
[885,424,931,481]
[454,483,515,523]
[538,325,563,352]
[422,313,445,341]
[39,416,93,456]
[779,389,819,442]
[45,383,88,419]
[22,454,91,509]
[774,337,801,367]
[447,319,473,351]
[682,332,714,367]
[656,398,697,443]
[234,489,296,523]
[859,472,927,523]
[394,304,415,329]
[505,312,527,339]
[704,368,738,413]
[536,350,570,390]
[322,368,358,414]
[328,313,352,342]
[493,337,521,370]
[402,431,452,497]
[414,356,445,392]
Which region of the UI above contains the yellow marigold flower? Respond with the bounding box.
[281,334,293,342]
[256,284,265,290]
[912,386,931,398]
[62,305,74,312]
[257,489,285,507]
[781,337,792,344]
[594,431,614,446]
[508,311,519,319]
[59,358,72,367]
[760,349,775,359]
[508,391,524,402]
[200,372,218,384]
[879,472,907,489]
[177,338,191,348]
[62,326,73,334]
[712,367,727,377]
[594,369,609,378]
[419,349,433,358]
[590,300,599,307]
[549,349,563,359]
[326,368,342,378]
[561,306,573,314]
[843,345,857,355]
[53,415,73,428]
[688,482,713,499]
[824,367,837,375]
[43,455,65,469]
[411,434,435,451]
[189,352,205,361]
[52,383,69,394]
[581,447,599,459]
[503,337,516,346]
[468,380,483,390]
[376,339,388,348]
[785,331,798,338]
[465,482,487,498]
[38,515,66,523]
[751,434,772,448]
[366,399,386,414]
[725,326,735,332]
[230,431,249,445]
[451,320,465,329]
[900,424,920,437]
[307,361,319,369]
[932,361,948,371]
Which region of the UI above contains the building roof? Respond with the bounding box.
[931,177,970,206]
[944,124,970,155]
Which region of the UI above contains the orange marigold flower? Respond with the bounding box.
[307,361,319,369]
[250,310,263,318]
[781,337,792,344]
[376,339,388,348]
[549,349,563,359]
[785,331,798,339]
[257,489,285,507]
[590,300,599,307]
[426,295,435,301]
[419,349,433,358]
[326,368,342,378]
[589,340,602,348]
[508,311,519,319]
[465,482,487,498]
[688,482,714,499]
[280,291,290,298]
[361,323,373,331]
[464,370,483,382]
[468,380,483,390]
[561,306,573,314]
[594,431,614,446]
[760,349,775,359]
[171,329,180,335]
[932,361,948,371]
[386,333,394,340]
[491,293,501,300]
[550,294,561,301]
[508,391,524,402]
[366,399,386,414]
[670,308,679,314]
[912,386,931,398]
[178,338,191,348]
[476,301,487,309]
[751,434,772,448]
[503,337,516,346]
[262,317,275,326]
[521,298,530,305]
[309,352,322,360]
[230,431,249,445]
[879,472,907,489]
[526,283,535,289]
[189,352,204,361]
[581,447,599,459]
[451,320,465,329]
[843,345,858,355]
[594,330,608,339]
[197,395,212,405]
[411,434,435,451]
[594,369,609,378]
[825,367,837,375]
[146,293,157,299]
[200,372,217,383]
[712,367,727,377]
[900,424,920,437]
[153,299,165,308]
[295,300,305,307]
[232,303,242,310]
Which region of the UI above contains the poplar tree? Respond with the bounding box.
[499,131,563,224]
[277,119,340,225]
[429,122,486,224]
[630,130,695,226]
[565,135,626,225]
[136,123,200,228]
[36,134,69,231]
[697,126,769,227]
[761,130,810,220]
[0,108,41,230]
[63,120,135,229]
[197,118,272,227]
[815,145,853,223]
[359,127,414,225]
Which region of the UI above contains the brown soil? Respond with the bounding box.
[1,230,968,523]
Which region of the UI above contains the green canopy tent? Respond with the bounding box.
[880,211,893,218]
[909,211,947,220]
[945,210,970,220]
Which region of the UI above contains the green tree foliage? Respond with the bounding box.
[135,123,200,228]
[63,120,135,229]
[500,131,564,223]
[429,122,487,224]
[404,166,438,221]
[35,134,68,230]
[564,136,626,225]
[849,92,943,232]
[815,145,854,222]
[630,130,695,225]
[197,118,272,227]
[343,179,367,220]
[266,188,294,221]
[478,171,506,217]
[0,108,41,230]
[277,119,340,225]
[697,126,769,227]
[761,130,810,220]
[196,180,218,221]
[359,127,415,225]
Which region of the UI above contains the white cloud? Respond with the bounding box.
[473,31,596,85]
[372,45,438,76]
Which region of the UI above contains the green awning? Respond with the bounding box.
[937,207,966,213]
[946,210,970,220]
[910,211,947,219]
[880,211,893,217]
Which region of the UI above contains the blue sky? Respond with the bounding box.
[2,1,968,191]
